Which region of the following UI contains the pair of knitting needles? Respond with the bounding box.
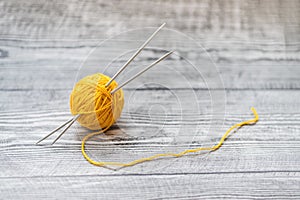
[36,23,172,145]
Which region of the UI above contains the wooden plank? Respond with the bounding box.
[1,0,299,42]
[1,42,300,91]
[1,173,300,199]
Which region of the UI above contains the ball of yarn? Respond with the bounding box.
[70,73,124,130]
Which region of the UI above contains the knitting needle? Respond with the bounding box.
[105,23,166,87]
[51,114,80,145]
[111,51,172,94]
[36,116,75,144]
[37,24,167,145]
[36,51,172,144]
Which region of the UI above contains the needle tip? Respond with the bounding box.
[159,23,166,29]
[163,51,173,58]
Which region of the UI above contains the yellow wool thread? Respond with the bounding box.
[81,108,258,167]
[70,73,124,130]
[70,73,259,168]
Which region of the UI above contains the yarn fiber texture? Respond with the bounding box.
[70,73,124,130]
[68,73,259,169]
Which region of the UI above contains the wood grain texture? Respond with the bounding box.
[1,173,300,199]
[1,0,300,199]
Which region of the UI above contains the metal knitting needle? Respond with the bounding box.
[105,23,166,87]
[37,51,171,144]
[36,116,75,144]
[50,114,80,145]
[111,51,173,94]
[37,24,167,145]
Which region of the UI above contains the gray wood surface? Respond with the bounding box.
[1,0,300,199]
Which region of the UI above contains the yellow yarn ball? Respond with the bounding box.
[70,73,124,130]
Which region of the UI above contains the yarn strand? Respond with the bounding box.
[81,107,259,168]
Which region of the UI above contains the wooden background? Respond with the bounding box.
[1,0,300,199]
